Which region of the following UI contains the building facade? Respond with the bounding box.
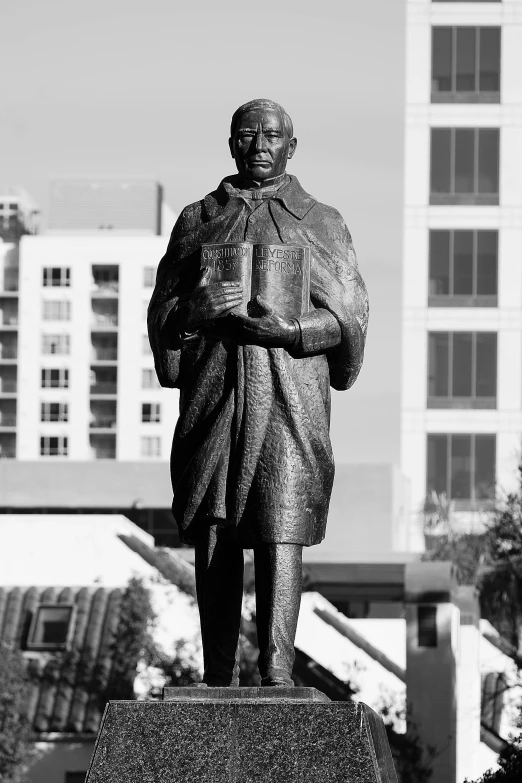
[401,0,522,546]
[0,181,178,462]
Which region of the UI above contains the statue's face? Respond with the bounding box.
[229,108,297,182]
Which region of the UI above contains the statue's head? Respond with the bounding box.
[229,99,297,183]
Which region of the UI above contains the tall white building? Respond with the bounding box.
[0,180,179,462]
[402,0,522,548]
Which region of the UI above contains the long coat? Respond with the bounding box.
[148,175,369,546]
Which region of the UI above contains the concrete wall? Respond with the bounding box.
[28,739,95,783]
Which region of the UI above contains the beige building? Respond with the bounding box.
[401,0,522,544]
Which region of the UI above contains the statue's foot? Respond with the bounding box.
[260,675,294,687]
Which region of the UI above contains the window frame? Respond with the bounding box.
[42,334,71,355]
[430,128,500,206]
[142,402,161,423]
[427,433,496,510]
[432,26,501,104]
[428,229,498,307]
[39,435,69,457]
[141,435,161,458]
[42,267,71,287]
[42,300,71,321]
[26,604,76,651]
[41,401,69,422]
[427,331,497,408]
[41,368,69,389]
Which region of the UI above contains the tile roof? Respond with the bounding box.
[0,585,123,735]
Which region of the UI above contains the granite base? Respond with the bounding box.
[86,687,398,783]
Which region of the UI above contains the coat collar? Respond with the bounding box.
[204,175,317,221]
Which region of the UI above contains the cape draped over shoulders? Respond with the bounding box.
[147,175,369,546]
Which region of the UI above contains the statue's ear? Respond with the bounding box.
[228,137,235,158]
[287,137,297,160]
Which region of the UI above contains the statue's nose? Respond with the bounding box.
[254,132,267,152]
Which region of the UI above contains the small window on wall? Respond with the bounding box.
[427,433,496,509]
[41,402,69,422]
[41,368,69,388]
[142,335,152,355]
[142,403,161,423]
[42,334,71,355]
[418,606,438,648]
[141,436,161,458]
[43,267,71,287]
[429,230,498,307]
[27,605,75,650]
[40,436,68,457]
[143,267,156,287]
[430,128,499,205]
[43,300,71,321]
[432,27,500,103]
[66,774,87,783]
[428,331,497,408]
[142,369,159,389]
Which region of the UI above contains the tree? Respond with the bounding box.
[0,644,33,783]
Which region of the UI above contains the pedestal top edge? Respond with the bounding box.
[162,686,331,702]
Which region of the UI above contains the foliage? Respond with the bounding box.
[0,643,33,783]
[101,576,157,704]
[377,689,433,783]
[465,707,522,782]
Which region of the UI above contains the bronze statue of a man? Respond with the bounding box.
[148,99,368,687]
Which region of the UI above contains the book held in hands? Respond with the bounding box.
[201,242,311,319]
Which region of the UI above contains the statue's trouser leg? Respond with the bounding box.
[194,525,244,686]
[254,543,303,686]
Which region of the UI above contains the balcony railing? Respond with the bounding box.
[1,314,18,326]
[90,417,117,428]
[92,315,118,328]
[90,383,117,395]
[0,450,16,459]
[91,348,118,361]
[92,281,119,295]
[0,415,16,426]
[92,449,116,459]
[2,271,18,292]
[0,381,17,393]
[0,347,17,360]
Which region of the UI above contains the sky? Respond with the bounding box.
[1,0,406,464]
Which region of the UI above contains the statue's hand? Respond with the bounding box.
[231,295,298,348]
[185,267,243,329]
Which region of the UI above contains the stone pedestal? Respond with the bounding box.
[86,688,398,782]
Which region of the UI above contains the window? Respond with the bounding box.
[42,334,70,355]
[142,403,161,423]
[43,267,71,287]
[429,230,497,307]
[427,433,496,507]
[144,266,155,287]
[40,435,68,457]
[41,368,69,388]
[43,300,71,321]
[432,27,500,102]
[27,605,74,650]
[66,774,88,783]
[142,335,152,355]
[428,332,497,408]
[142,369,159,388]
[141,436,161,458]
[418,606,438,648]
[41,402,69,422]
[430,128,499,205]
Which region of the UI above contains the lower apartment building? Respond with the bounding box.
[1,234,178,461]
